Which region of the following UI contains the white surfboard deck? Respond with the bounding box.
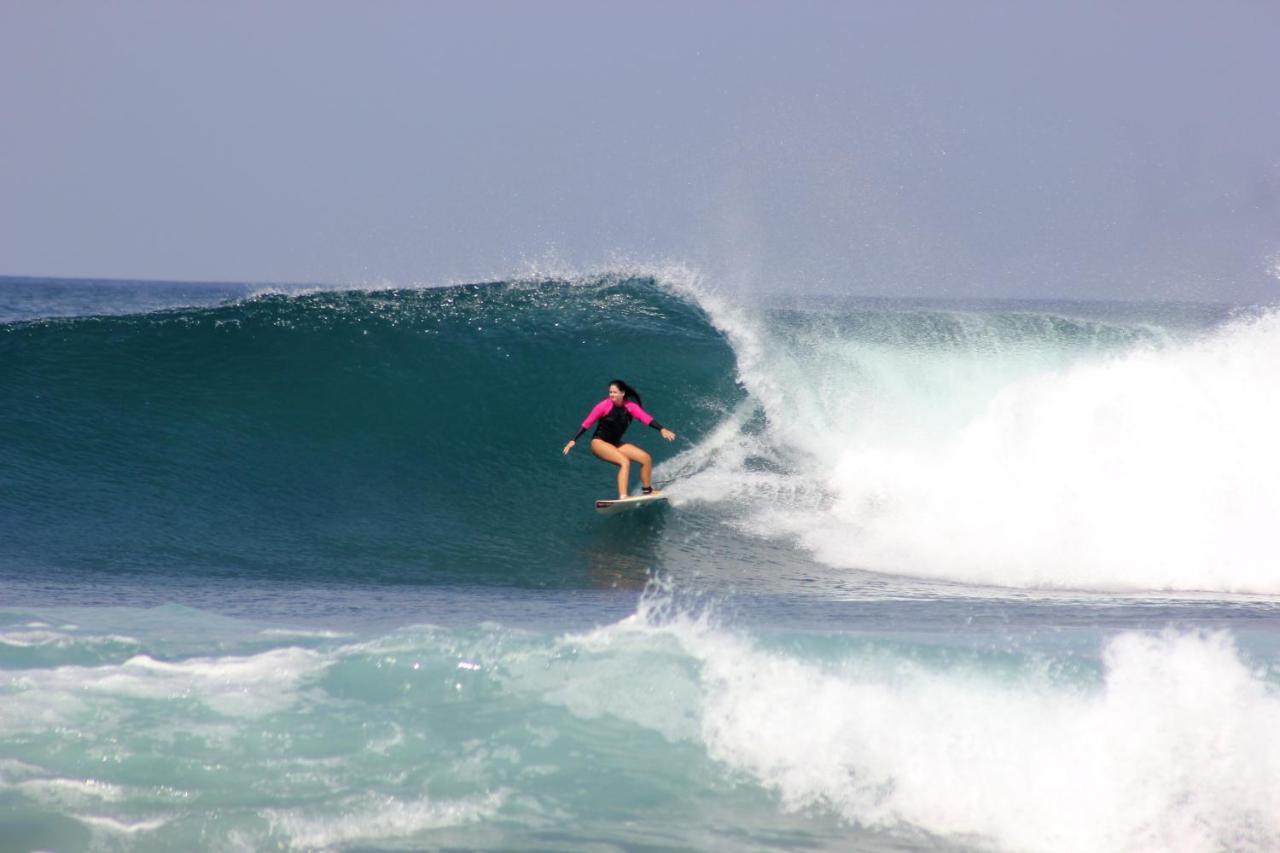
[595,492,668,515]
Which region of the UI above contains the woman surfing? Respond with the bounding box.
[563,379,677,500]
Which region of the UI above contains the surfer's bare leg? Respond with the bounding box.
[618,444,653,491]
[591,439,632,499]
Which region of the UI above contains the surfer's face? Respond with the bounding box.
[608,384,625,405]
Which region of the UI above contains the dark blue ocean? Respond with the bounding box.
[2,273,1279,852]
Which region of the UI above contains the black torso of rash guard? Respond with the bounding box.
[593,404,633,447]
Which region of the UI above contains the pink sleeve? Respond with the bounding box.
[624,401,654,426]
[581,399,612,429]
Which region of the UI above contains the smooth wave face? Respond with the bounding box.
[2,591,1278,852]
[0,276,741,587]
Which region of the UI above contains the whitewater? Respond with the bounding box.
[2,272,1278,852]
[681,282,1280,593]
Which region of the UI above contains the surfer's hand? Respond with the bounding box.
[563,440,575,455]
[660,429,675,442]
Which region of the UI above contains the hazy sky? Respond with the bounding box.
[3,1,1278,302]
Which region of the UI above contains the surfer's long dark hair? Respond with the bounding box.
[609,378,642,407]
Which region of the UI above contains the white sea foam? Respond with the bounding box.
[0,627,139,648]
[0,645,331,734]
[673,277,1280,593]
[96,648,328,715]
[3,593,1276,852]
[0,629,72,648]
[17,777,127,806]
[265,790,505,849]
[74,813,170,835]
[593,598,1280,853]
[259,627,352,640]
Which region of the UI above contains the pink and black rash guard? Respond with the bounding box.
[572,399,666,447]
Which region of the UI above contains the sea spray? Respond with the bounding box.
[685,619,1280,852]
[671,284,1280,593]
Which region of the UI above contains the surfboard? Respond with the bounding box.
[595,492,668,515]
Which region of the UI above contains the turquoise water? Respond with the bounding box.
[2,274,1279,851]
[1,276,737,587]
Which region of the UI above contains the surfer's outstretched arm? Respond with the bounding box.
[563,428,587,454]
[624,402,676,442]
[563,425,583,455]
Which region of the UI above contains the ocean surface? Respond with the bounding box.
[2,272,1278,852]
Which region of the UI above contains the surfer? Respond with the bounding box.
[563,379,676,500]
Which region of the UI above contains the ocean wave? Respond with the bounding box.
[3,595,1277,851]
[2,271,1276,594]
[675,285,1280,593]
[0,274,741,587]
